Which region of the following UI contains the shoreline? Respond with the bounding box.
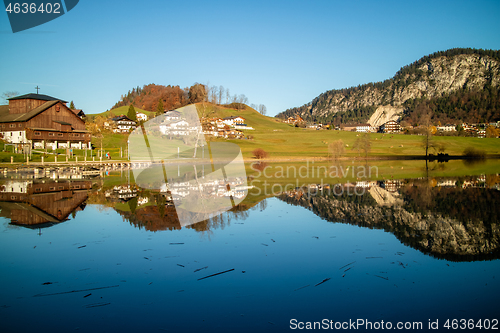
[0,154,498,169]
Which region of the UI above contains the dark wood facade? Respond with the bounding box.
[0,93,90,149]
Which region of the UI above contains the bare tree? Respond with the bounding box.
[353,134,371,158]
[218,85,224,105]
[258,104,267,115]
[328,139,345,159]
[1,91,19,104]
[420,113,435,158]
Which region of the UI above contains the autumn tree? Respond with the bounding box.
[252,148,269,159]
[86,115,108,157]
[486,125,500,138]
[127,104,137,122]
[189,83,207,104]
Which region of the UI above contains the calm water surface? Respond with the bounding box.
[0,166,499,332]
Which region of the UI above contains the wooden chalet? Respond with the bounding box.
[0,93,90,151]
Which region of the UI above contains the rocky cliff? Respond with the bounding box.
[277,48,500,127]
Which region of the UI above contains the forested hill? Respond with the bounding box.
[112,84,189,112]
[277,48,500,126]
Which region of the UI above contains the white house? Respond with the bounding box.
[136,112,148,122]
[437,124,456,132]
[164,110,182,122]
[222,116,245,126]
[355,124,371,132]
[159,120,199,136]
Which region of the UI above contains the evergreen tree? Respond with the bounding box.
[156,99,164,117]
[127,104,137,121]
[69,101,75,109]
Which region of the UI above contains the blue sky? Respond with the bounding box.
[1,0,499,116]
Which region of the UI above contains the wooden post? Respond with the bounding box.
[10,156,13,164]
[76,156,78,164]
[42,156,44,165]
[55,155,57,163]
[27,156,29,164]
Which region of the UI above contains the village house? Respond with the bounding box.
[136,112,148,122]
[355,124,371,133]
[71,109,85,119]
[437,124,456,132]
[164,110,181,122]
[342,125,358,132]
[159,119,199,136]
[379,120,401,133]
[285,115,305,124]
[111,115,137,133]
[0,93,90,151]
[222,116,245,126]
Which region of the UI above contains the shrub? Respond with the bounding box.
[252,148,269,159]
[463,147,486,159]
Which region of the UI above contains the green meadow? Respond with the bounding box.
[195,104,500,159]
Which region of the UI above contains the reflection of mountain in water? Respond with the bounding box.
[278,178,500,262]
[0,180,90,228]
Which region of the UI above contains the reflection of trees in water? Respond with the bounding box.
[108,185,256,234]
[404,178,500,224]
[278,180,500,261]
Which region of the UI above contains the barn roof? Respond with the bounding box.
[8,93,68,103]
[0,100,59,123]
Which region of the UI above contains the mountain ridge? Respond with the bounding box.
[277,48,500,127]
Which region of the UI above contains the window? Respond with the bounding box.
[49,132,54,136]
[18,124,22,128]
[49,187,55,191]
[57,133,63,137]
[73,133,80,137]
[34,132,41,136]
[35,188,41,192]
[55,105,60,112]
[10,124,15,128]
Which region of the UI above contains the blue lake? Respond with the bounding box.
[0,171,499,332]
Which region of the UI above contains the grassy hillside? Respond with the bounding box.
[87,105,154,120]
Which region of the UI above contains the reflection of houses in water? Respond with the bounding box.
[355,181,377,188]
[378,180,402,192]
[161,177,251,201]
[105,185,138,201]
[0,179,91,228]
[437,179,456,187]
